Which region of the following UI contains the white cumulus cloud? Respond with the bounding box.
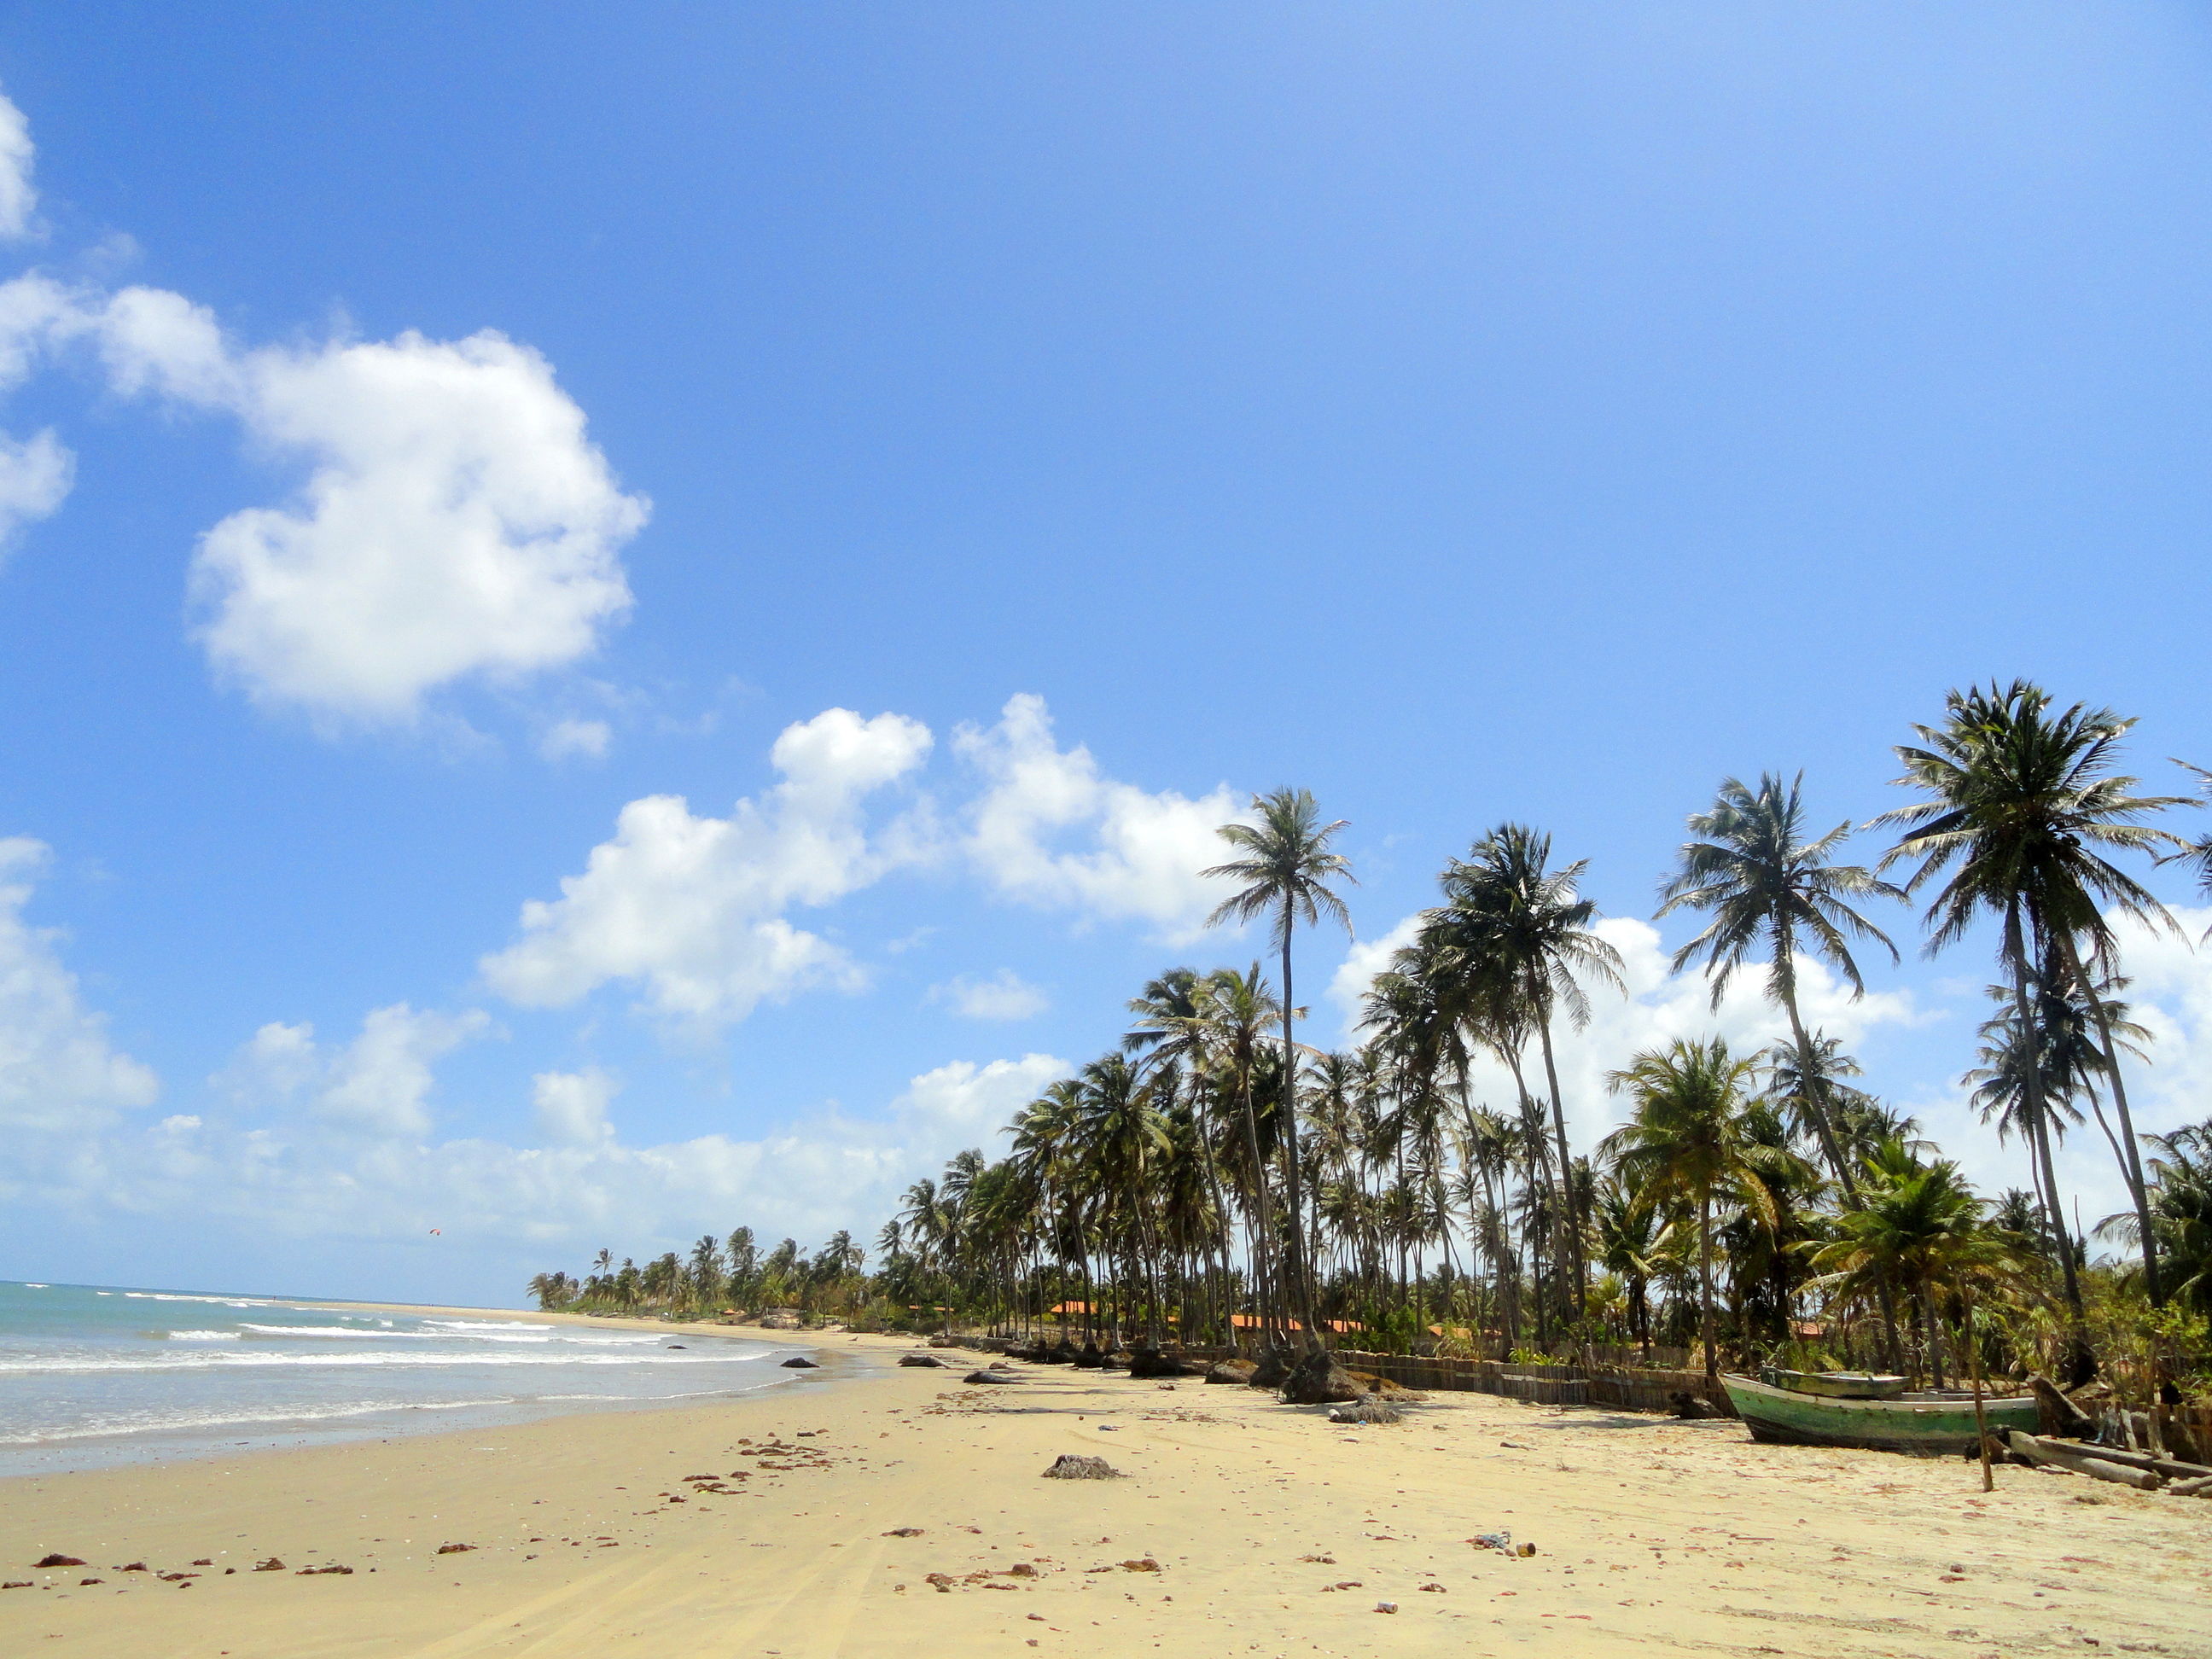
[0,89,36,238]
[0,270,645,725]
[0,426,70,556]
[533,1068,618,1148]
[0,838,160,1132]
[480,696,1259,1033]
[215,1004,492,1140]
[539,718,612,762]
[956,693,1243,940]
[9,1017,1068,1271]
[932,969,1050,1022]
[480,707,934,1027]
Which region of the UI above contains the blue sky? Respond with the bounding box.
[2,5,2209,1305]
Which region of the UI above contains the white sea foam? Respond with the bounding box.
[121,1292,282,1307]
[0,1397,503,1446]
[0,1283,789,1475]
[0,1348,758,1375]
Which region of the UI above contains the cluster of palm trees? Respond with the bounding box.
[533,681,2212,1396]
[531,1226,868,1320]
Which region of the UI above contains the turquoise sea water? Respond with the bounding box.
[0,1279,795,1477]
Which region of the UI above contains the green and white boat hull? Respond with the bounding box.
[1722,1372,2039,1458]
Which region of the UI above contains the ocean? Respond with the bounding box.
[0,1279,800,1477]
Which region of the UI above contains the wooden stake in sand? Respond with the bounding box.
[1963,1284,1993,1493]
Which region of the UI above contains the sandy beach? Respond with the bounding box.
[3,1320,2208,1658]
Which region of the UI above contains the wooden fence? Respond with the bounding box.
[960,1331,1729,1417]
[1333,1349,1732,1416]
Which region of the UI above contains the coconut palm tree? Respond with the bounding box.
[1206,788,1356,1345]
[1602,1039,1779,1392]
[1813,1156,2009,1388]
[1592,1171,1671,1359]
[1074,1053,1172,1343]
[1875,680,2186,1307]
[1190,963,1288,1340]
[1435,824,1623,1311]
[725,1228,759,1305]
[1658,772,1904,1199]
[2099,1121,2212,1316]
[1761,1034,1879,1151]
[2168,761,2212,923]
[688,1235,726,1307]
[1123,968,1209,1070]
[1962,978,2085,1247]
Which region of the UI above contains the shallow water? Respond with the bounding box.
[0,1279,800,1476]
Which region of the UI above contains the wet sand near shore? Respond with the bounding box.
[3,1325,2207,1658]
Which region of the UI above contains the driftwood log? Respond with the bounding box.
[2005,1431,2163,1490]
[2060,1441,2212,1483]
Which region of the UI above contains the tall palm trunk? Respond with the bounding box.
[1697,1190,1717,1395]
[1280,928,1320,1348]
[1233,1068,1278,1346]
[2006,907,2089,1382]
[2052,928,2164,1306]
[1534,1004,1588,1313]
[1774,947,1860,1202]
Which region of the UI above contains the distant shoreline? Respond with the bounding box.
[0,1284,830,1481]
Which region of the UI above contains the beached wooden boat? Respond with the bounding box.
[1760,1367,1908,1400]
[1722,1372,2039,1457]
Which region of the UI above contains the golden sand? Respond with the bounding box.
[3,1320,2207,1657]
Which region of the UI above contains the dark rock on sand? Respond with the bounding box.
[1069,1342,1106,1370]
[963,1369,1021,1384]
[899,1353,946,1367]
[1278,1349,1364,1406]
[1204,1358,1258,1385]
[1041,1454,1124,1480]
[781,1356,820,1369]
[1248,1347,1297,1388]
[32,1556,84,1569]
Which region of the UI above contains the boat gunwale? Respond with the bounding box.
[1723,1372,2033,1417]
